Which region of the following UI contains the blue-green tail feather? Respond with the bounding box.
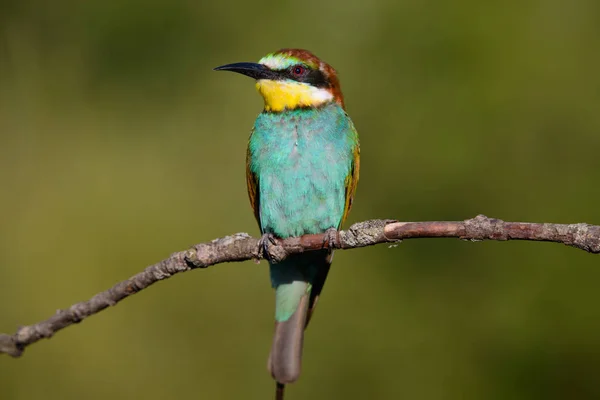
[268,251,331,383]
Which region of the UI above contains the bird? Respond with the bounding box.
[214,49,360,397]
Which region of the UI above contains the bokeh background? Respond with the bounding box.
[2,0,600,399]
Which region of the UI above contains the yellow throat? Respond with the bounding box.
[256,79,333,112]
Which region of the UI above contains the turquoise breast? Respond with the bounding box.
[248,102,357,238]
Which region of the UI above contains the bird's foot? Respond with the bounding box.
[259,233,285,263]
[323,227,340,249]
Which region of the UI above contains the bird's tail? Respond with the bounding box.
[268,287,309,383]
[267,251,331,385]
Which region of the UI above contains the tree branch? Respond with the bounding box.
[2,214,599,358]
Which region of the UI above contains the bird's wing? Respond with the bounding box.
[246,139,262,230]
[341,137,360,227]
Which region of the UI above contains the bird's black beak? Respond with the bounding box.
[213,62,278,80]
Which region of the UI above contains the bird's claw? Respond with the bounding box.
[258,233,278,262]
[323,227,340,249]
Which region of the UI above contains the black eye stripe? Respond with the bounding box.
[303,69,329,88]
[272,67,329,88]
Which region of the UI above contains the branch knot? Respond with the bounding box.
[569,223,600,254]
[342,219,396,248]
[464,214,507,241]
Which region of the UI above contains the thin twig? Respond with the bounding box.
[1,215,599,357]
[276,382,285,400]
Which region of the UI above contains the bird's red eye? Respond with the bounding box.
[292,65,306,76]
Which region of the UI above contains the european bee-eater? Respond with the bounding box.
[215,49,360,395]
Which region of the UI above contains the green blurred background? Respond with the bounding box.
[2,0,600,399]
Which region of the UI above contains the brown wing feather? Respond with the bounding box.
[341,142,360,226]
[246,140,261,229]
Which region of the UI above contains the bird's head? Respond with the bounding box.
[214,49,344,112]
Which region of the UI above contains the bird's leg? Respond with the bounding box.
[259,232,278,262]
[322,227,340,249]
